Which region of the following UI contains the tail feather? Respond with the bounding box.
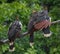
[9,41,15,52]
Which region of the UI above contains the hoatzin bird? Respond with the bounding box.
[8,15,22,52]
[28,7,51,46]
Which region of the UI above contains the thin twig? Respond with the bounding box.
[51,20,60,24]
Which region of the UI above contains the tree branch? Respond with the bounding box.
[0,20,60,44]
[0,39,9,45]
[51,20,60,24]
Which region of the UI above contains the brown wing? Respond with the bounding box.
[34,20,51,30]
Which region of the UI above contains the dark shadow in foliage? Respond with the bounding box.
[0,1,2,4]
[3,20,12,26]
[3,50,9,54]
[41,44,50,54]
[40,38,50,54]
[35,37,50,54]
[6,0,15,3]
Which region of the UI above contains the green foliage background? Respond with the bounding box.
[0,0,60,54]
